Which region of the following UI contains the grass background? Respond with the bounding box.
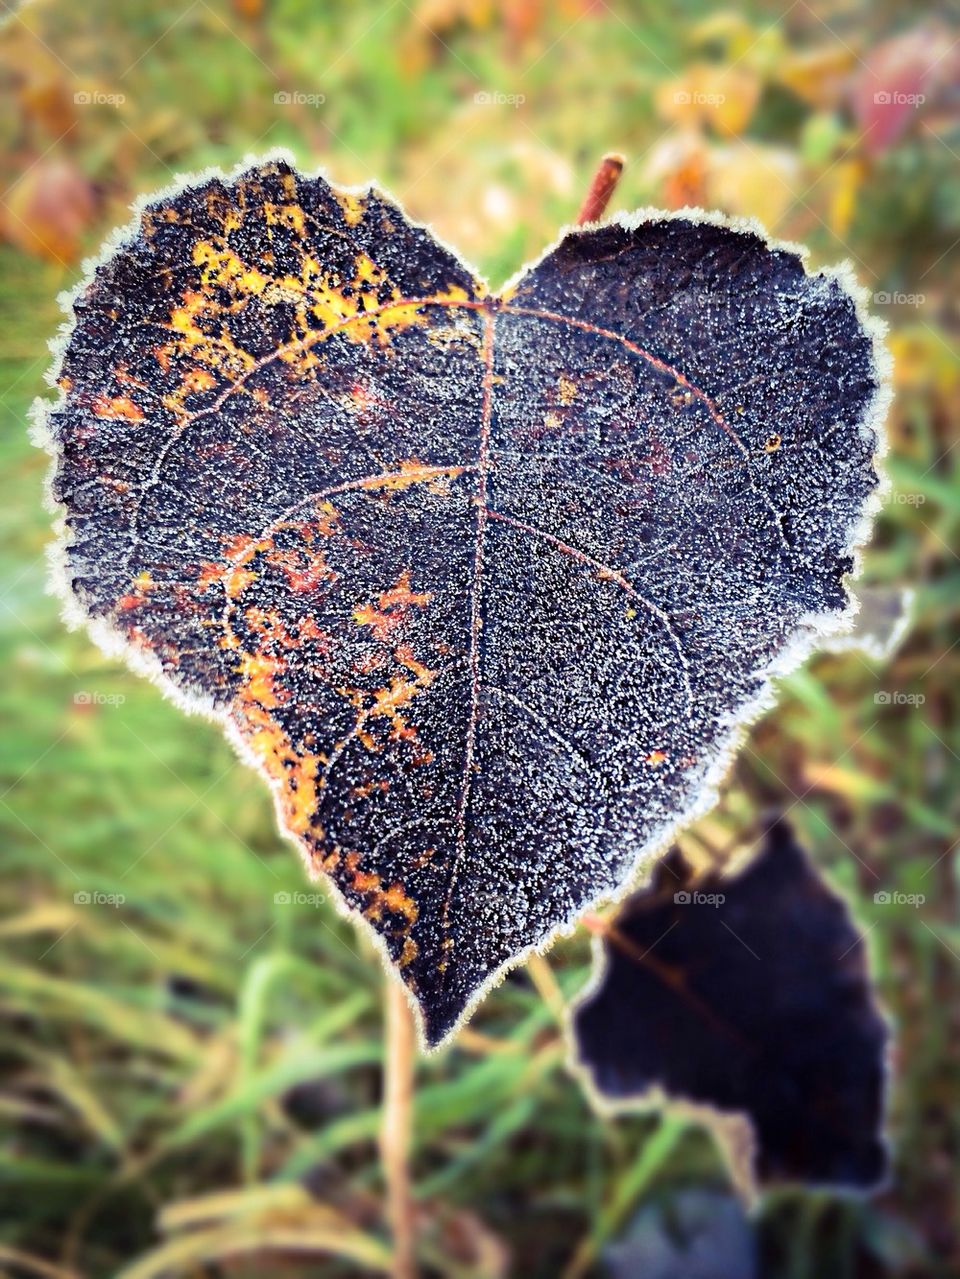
[0,0,957,1275]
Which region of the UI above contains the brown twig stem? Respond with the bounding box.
[576,153,625,226]
[381,979,417,1279]
[378,154,626,1278]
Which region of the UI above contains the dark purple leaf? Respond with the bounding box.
[571,820,889,1188]
[35,156,888,1046]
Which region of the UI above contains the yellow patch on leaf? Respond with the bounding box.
[354,569,433,642]
[91,394,144,422]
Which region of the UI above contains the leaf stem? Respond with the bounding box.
[381,979,417,1279]
[377,151,623,1279]
[576,153,625,226]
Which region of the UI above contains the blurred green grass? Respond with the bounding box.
[0,1,958,1275]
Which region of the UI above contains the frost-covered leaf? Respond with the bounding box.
[571,821,889,1189]
[37,156,887,1046]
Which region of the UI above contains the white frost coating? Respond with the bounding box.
[30,152,892,1052]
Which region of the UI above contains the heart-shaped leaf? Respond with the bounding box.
[35,156,888,1046]
[570,820,890,1189]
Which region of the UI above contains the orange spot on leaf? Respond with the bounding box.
[354,569,432,642]
[91,394,144,423]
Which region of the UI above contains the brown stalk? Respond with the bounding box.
[380,980,417,1279]
[378,154,628,1279]
[576,153,625,226]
